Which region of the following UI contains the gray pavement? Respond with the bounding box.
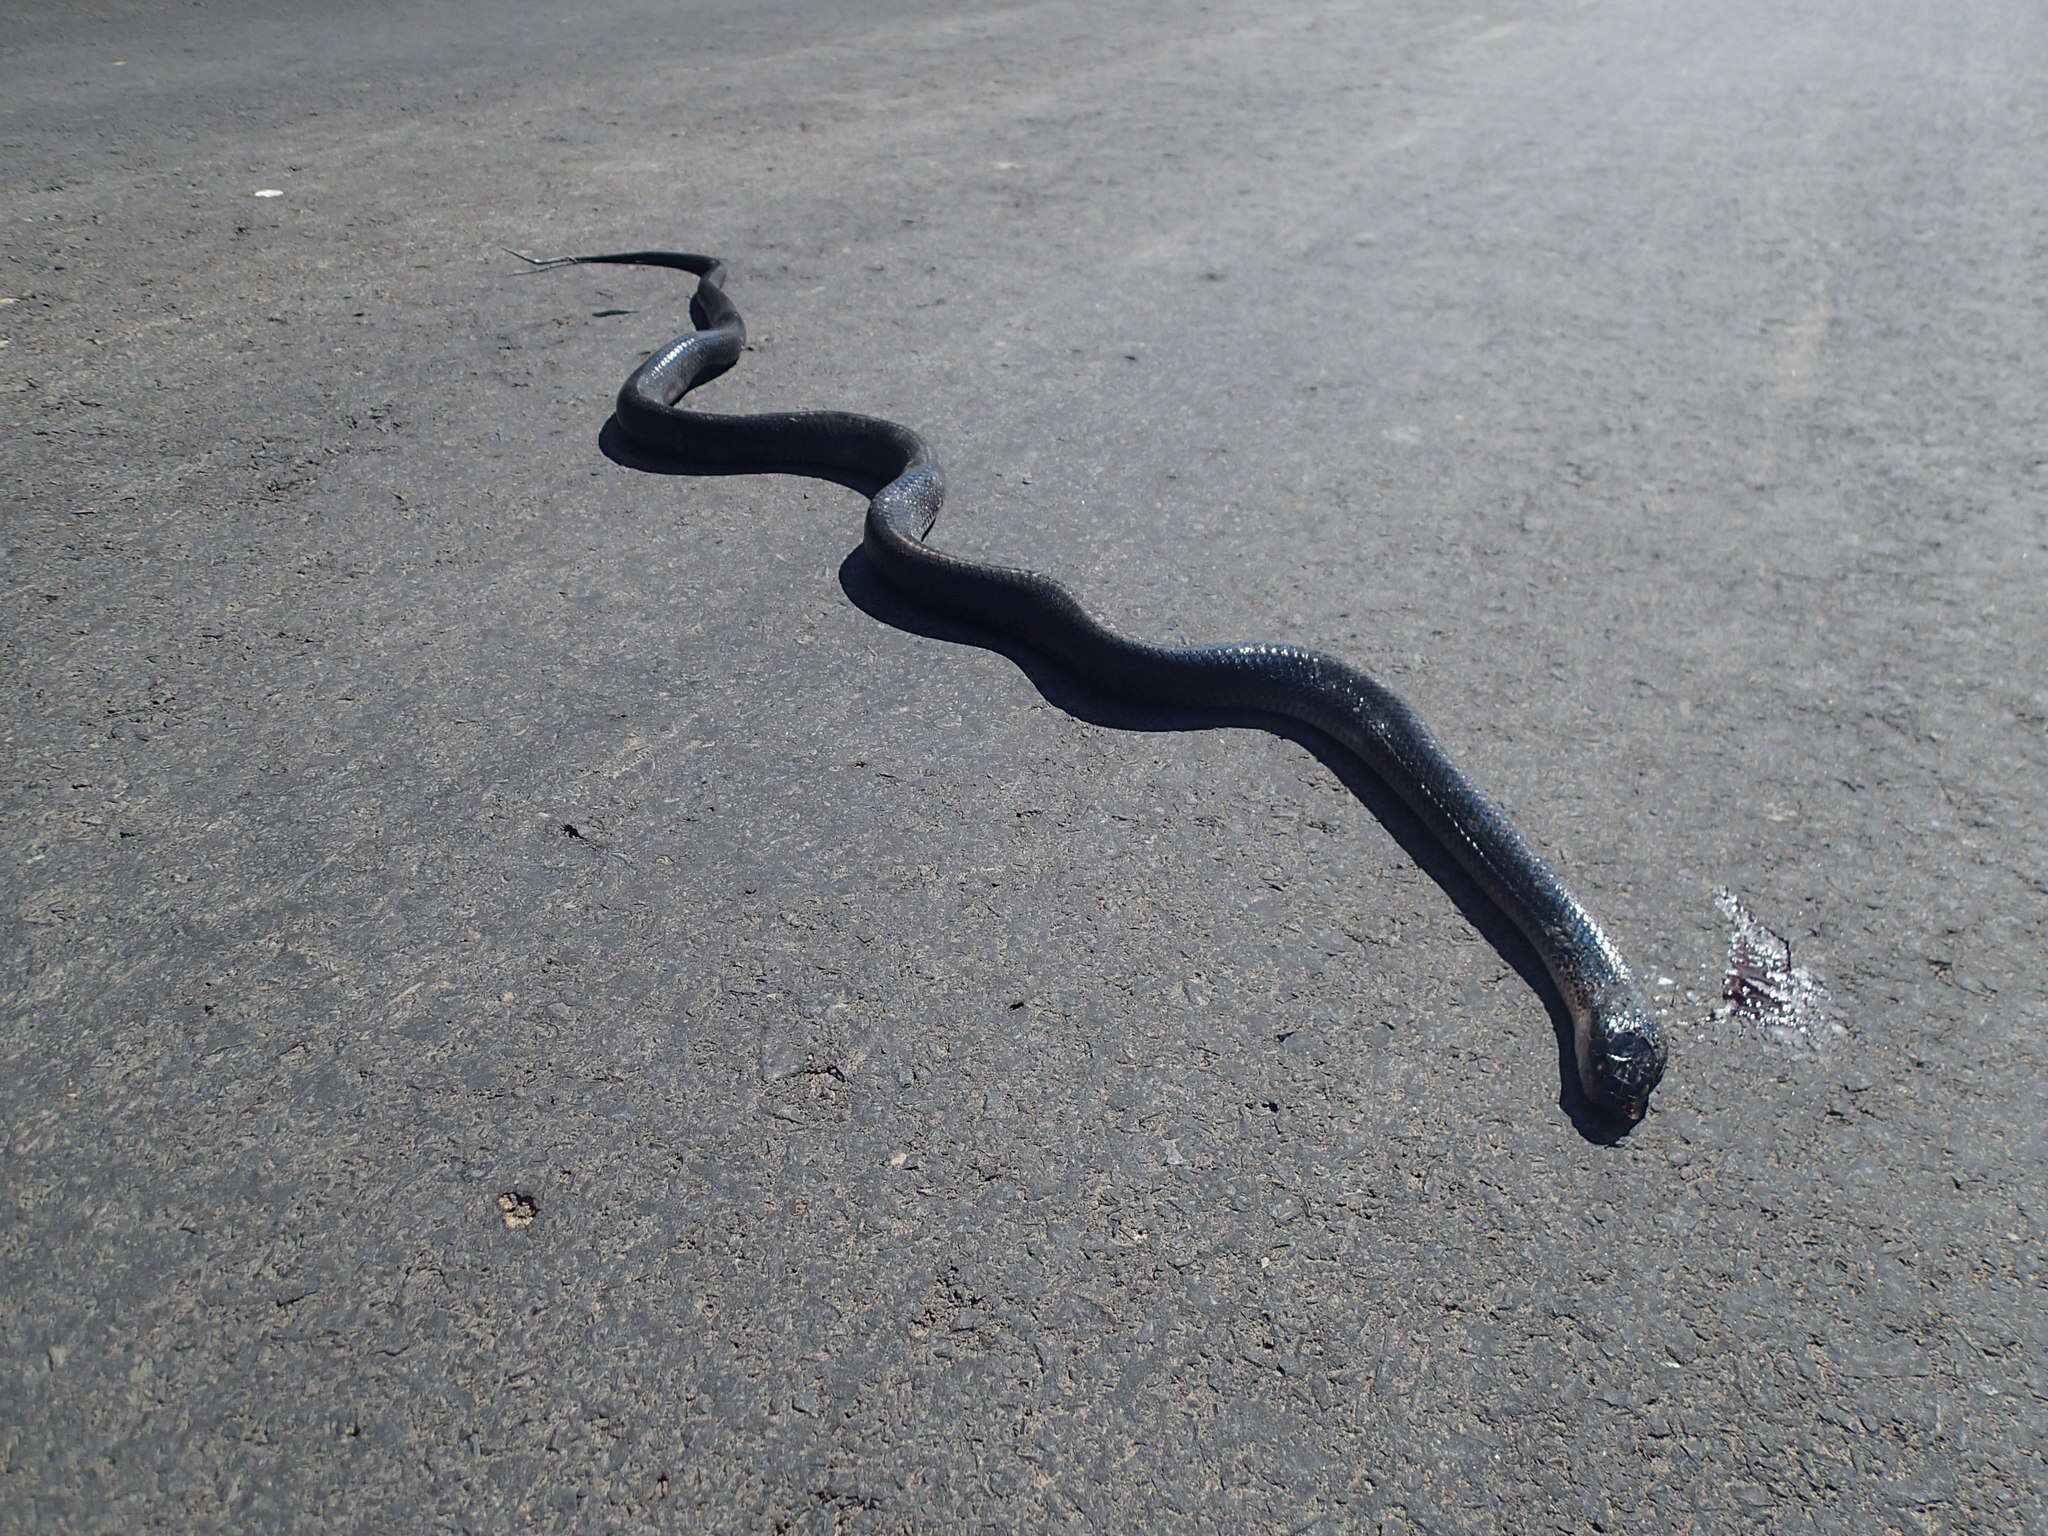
[4,0,2044,1530]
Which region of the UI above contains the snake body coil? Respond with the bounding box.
[530,249,1668,1120]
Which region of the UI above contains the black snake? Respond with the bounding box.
[522,249,1669,1121]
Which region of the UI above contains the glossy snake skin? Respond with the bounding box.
[525,249,1667,1120]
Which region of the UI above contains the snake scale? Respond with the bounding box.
[523,249,1668,1121]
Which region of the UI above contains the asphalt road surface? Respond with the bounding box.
[5,0,2044,1531]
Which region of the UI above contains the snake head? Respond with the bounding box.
[1584,1001,1668,1121]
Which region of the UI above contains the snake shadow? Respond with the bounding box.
[599,417,1628,1144]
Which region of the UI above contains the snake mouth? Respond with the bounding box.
[1604,1091,1649,1123]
